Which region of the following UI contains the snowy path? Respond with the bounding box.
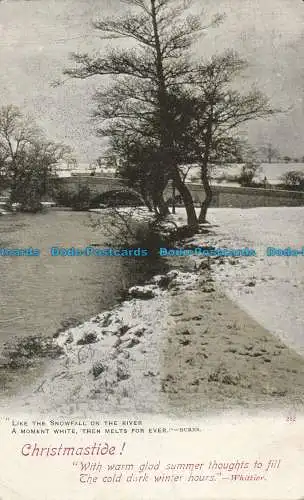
[188,207,304,354]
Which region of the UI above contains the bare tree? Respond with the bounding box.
[63,0,223,228]
[179,51,275,222]
[0,105,73,211]
[261,143,279,163]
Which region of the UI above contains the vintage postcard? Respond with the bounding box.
[0,0,303,498]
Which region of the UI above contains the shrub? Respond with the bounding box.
[91,190,143,208]
[280,170,304,191]
[1,335,64,369]
[237,163,261,187]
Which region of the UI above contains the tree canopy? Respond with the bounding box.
[0,105,73,211]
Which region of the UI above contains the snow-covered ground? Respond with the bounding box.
[2,206,304,415]
[177,207,304,355]
[3,271,201,415]
[91,205,304,354]
[211,162,304,184]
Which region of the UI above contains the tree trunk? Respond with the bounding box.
[171,182,176,215]
[140,185,154,212]
[198,165,212,223]
[142,195,153,212]
[9,168,18,204]
[145,199,154,212]
[198,108,213,224]
[154,191,170,217]
[150,0,175,220]
[173,169,198,229]
[151,0,196,227]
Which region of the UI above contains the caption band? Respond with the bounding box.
[0,246,303,257]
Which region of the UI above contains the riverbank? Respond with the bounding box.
[1,206,303,416]
[0,209,168,345]
[2,264,304,417]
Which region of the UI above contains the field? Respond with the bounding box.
[184,207,304,355]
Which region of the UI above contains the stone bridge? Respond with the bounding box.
[56,175,128,195]
[55,175,304,208]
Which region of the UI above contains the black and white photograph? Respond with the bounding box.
[0,0,303,498]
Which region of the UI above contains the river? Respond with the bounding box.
[0,209,167,346]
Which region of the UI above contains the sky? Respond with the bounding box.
[0,0,304,163]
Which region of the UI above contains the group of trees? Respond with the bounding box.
[0,105,72,212]
[280,170,304,191]
[259,143,304,164]
[1,1,285,221]
[63,0,274,228]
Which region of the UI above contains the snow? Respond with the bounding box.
[89,205,304,355]
[2,206,303,416]
[4,271,199,415]
[210,162,304,184]
[177,207,304,355]
[89,206,153,223]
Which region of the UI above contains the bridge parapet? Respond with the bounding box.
[208,184,304,208]
[55,175,128,196]
[55,176,304,208]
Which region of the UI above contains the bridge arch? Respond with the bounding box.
[55,176,146,207]
[89,187,146,208]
